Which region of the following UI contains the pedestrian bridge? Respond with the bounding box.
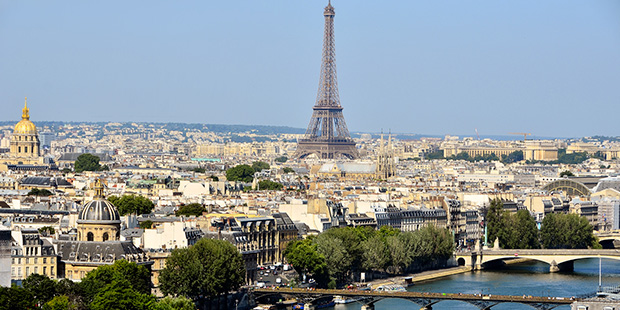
[253,287,577,310]
[456,249,620,272]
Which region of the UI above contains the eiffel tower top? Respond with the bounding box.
[324,1,335,16]
[315,0,340,108]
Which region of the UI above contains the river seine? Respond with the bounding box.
[337,258,620,310]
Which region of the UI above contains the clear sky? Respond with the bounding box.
[1,1,619,137]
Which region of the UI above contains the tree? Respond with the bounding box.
[425,150,444,160]
[108,195,155,216]
[89,279,156,310]
[159,238,245,301]
[514,210,539,249]
[39,226,56,236]
[80,260,151,305]
[0,285,36,310]
[175,203,206,217]
[540,213,600,249]
[560,170,574,177]
[275,156,288,163]
[501,150,524,164]
[485,199,505,247]
[282,167,295,174]
[315,233,351,283]
[252,161,270,172]
[74,153,104,173]
[152,296,195,310]
[43,295,75,310]
[257,180,283,190]
[28,188,53,196]
[283,238,329,287]
[225,164,254,182]
[361,235,389,271]
[23,273,57,306]
[139,220,153,229]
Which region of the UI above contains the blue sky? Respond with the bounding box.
[1,1,619,137]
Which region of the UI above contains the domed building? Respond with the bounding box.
[10,97,40,158]
[0,98,45,171]
[77,179,121,242]
[57,179,152,281]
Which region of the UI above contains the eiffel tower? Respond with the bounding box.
[294,1,359,160]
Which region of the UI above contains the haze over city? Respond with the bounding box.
[1,1,619,137]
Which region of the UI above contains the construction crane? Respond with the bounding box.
[509,132,532,142]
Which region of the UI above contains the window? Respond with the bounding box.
[34,257,37,264]
[43,258,47,264]
[87,232,94,241]
[43,267,47,275]
[103,232,109,242]
[26,267,29,275]
[34,266,38,274]
[67,270,72,280]
[50,266,54,277]
[18,146,21,153]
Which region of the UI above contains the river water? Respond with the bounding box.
[336,258,620,310]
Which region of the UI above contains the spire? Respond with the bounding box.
[22,97,30,120]
[94,179,105,198]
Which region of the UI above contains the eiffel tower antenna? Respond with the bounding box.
[294,1,359,160]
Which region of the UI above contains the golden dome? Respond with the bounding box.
[13,97,37,135]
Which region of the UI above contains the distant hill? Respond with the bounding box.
[0,121,306,135]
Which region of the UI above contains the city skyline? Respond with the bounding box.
[1,1,619,137]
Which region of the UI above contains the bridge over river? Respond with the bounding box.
[253,288,578,310]
[456,249,620,272]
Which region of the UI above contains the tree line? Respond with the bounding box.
[425,150,524,164]
[0,260,194,310]
[486,199,600,249]
[0,238,245,310]
[284,225,454,288]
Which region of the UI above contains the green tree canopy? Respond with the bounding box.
[152,296,195,310]
[540,213,600,249]
[560,170,575,177]
[139,220,154,229]
[225,164,254,182]
[485,199,540,249]
[28,188,53,196]
[175,203,206,217]
[89,279,156,310]
[282,167,295,174]
[0,285,36,310]
[257,180,283,191]
[275,156,288,163]
[23,273,58,306]
[501,150,524,164]
[425,150,444,160]
[38,226,56,236]
[74,153,104,173]
[108,195,155,216]
[283,238,329,287]
[251,161,270,172]
[79,260,151,305]
[159,238,245,301]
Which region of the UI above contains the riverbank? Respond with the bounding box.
[364,266,472,288]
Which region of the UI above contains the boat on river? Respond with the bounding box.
[373,284,407,292]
